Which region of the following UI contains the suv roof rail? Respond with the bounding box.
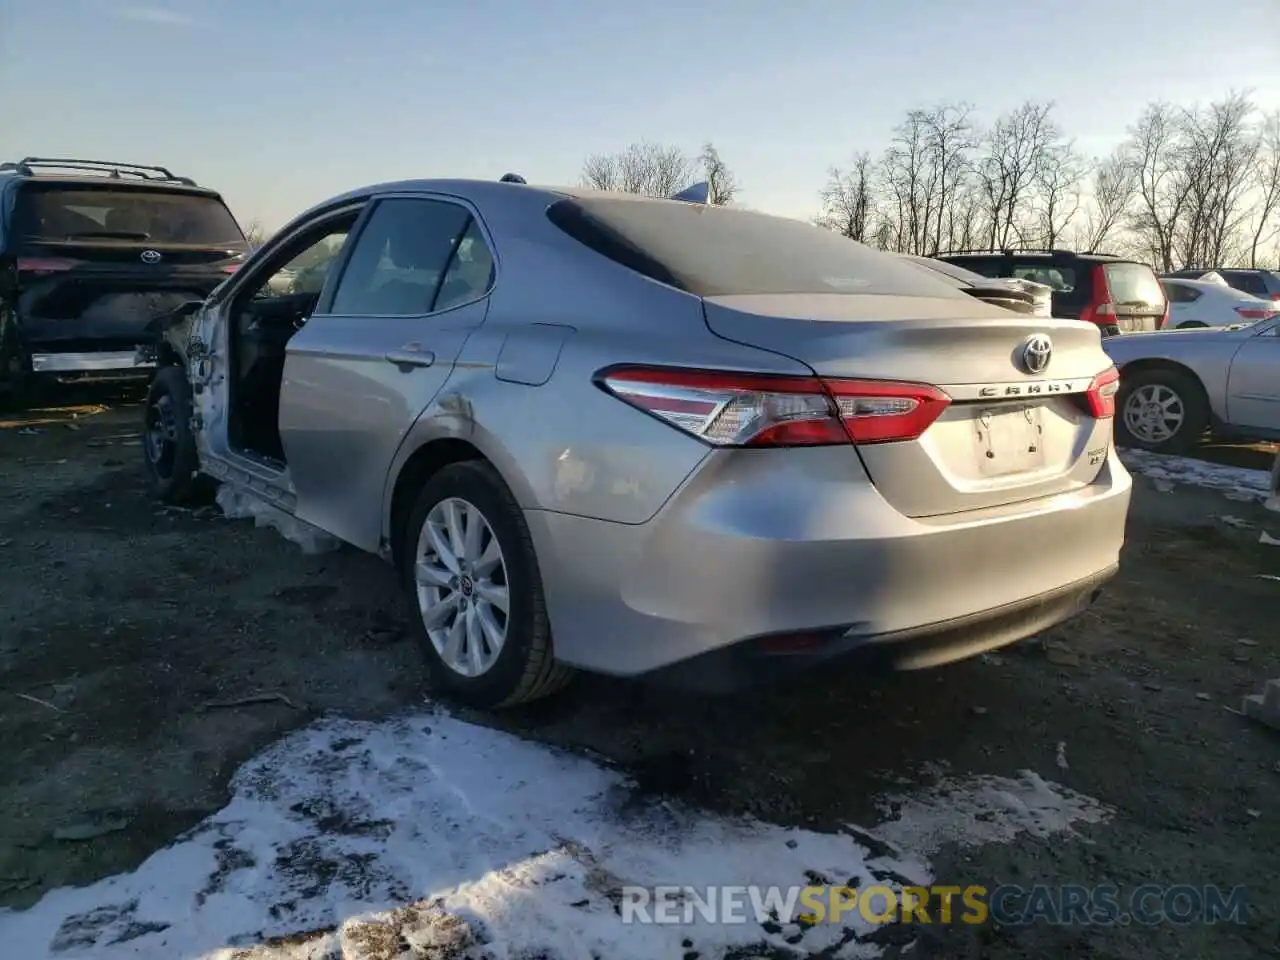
[936,246,1080,258]
[0,157,197,186]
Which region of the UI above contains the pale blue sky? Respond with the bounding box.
[3,0,1277,231]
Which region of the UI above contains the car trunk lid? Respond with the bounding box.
[702,293,1116,518]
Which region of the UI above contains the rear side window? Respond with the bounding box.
[1223,271,1269,297]
[14,185,245,245]
[328,198,472,316]
[546,198,968,299]
[1104,262,1164,307]
[1162,281,1201,303]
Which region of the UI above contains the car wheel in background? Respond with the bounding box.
[1115,368,1208,455]
[1175,321,1208,329]
[400,460,573,709]
[144,365,212,504]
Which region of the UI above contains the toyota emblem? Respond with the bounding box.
[1021,334,1052,374]
[140,249,163,264]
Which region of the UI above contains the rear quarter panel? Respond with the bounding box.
[383,192,817,534]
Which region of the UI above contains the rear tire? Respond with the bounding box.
[1175,320,1208,329]
[1115,368,1208,455]
[400,460,574,709]
[143,365,212,504]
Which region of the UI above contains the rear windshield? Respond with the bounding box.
[1103,262,1164,307]
[547,197,969,299]
[15,185,246,246]
[1010,263,1076,292]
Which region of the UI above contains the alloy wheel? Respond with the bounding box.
[145,394,179,478]
[414,497,510,678]
[1123,383,1185,445]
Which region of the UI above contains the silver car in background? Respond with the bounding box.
[142,178,1131,708]
[1104,315,1280,453]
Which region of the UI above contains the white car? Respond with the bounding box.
[1160,275,1278,329]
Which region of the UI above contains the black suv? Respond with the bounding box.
[0,157,249,406]
[1162,267,1280,302]
[934,248,1168,335]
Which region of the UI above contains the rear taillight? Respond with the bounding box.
[1084,367,1120,419]
[1271,292,1280,302]
[1235,306,1277,320]
[596,366,951,447]
[1159,299,1171,329]
[16,257,79,275]
[1078,265,1115,329]
[221,263,241,274]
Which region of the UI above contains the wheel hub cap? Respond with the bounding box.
[414,497,510,679]
[1124,384,1184,443]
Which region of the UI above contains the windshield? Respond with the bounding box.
[15,185,246,246]
[548,197,969,299]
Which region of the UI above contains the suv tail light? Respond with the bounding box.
[1158,298,1171,329]
[1081,367,1120,419]
[1078,265,1116,332]
[597,366,952,447]
[16,257,80,275]
[1235,305,1278,320]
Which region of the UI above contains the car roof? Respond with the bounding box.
[939,249,1136,265]
[1162,277,1232,292]
[0,170,224,200]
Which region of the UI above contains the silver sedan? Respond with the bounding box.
[143,177,1131,708]
[1103,316,1280,453]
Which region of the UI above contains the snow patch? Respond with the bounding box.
[1120,449,1272,502]
[871,770,1111,857]
[0,713,1111,960]
[0,713,911,959]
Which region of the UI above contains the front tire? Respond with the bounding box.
[401,460,573,709]
[1115,368,1208,454]
[144,365,211,504]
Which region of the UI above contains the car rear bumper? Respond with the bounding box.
[31,350,155,376]
[526,444,1131,681]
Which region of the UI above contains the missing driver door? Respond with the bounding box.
[278,195,493,551]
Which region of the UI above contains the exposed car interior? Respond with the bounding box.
[228,216,357,463]
[226,207,496,465]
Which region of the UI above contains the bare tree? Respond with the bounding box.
[1249,111,1280,268]
[880,111,930,253]
[920,104,979,254]
[1125,102,1193,270]
[581,142,694,198]
[1076,150,1136,252]
[243,219,268,249]
[817,153,876,241]
[1173,93,1259,268]
[1033,141,1084,248]
[976,101,1059,250]
[698,143,739,206]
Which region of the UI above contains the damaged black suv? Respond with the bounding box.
[0,157,250,407]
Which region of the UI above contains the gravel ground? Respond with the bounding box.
[0,391,1277,959]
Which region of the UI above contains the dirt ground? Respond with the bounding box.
[1,389,1277,960]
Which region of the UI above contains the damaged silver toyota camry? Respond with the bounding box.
[141,176,1131,709]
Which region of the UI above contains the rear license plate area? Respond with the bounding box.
[974,405,1046,477]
